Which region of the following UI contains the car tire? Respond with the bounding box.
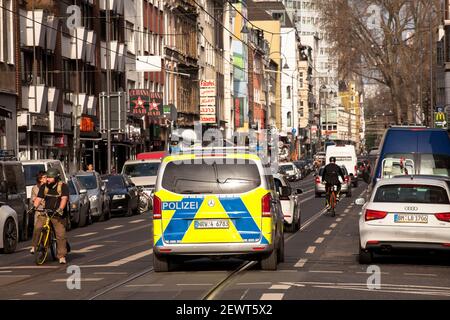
[359,247,373,264]
[104,204,111,221]
[78,205,88,228]
[71,209,81,228]
[132,197,140,215]
[260,247,278,271]
[285,222,295,233]
[153,254,171,272]
[1,217,18,254]
[65,214,72,231]
[278,233,285,263]
[296,212,301,231]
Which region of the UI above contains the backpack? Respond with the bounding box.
[44,181,63,198]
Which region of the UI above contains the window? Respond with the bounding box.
[374,185,449,204]
[126,22,135,54]
[287,86,291,99]
[287,111,292,127]
[0,0,13,63]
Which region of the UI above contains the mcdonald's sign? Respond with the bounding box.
[435,112,448,129]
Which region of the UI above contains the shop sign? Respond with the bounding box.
[80,116,96,132]
[200,80,216,124]
[54,135,68,147]
[54,113,72,133]
[42,134,54,147]
[200,115,216,124]
[129,90,163,118]
[29,113,50,131]
[200,106,216,115]
[199,80,216,97]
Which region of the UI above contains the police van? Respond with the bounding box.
[152,149,285,272]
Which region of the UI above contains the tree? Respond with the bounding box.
[318,0,441,125]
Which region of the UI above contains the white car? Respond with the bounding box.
[273,173,303,232]
[356,176,450,264]
[0,205,19,254]
[278,162,302,182]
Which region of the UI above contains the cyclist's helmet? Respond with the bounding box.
[329,156,336,163]
[46,168,60,179]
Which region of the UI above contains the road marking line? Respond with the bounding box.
[355,272,390,275]
[260,293,284,300]
[330,223,338,228]
[237,282,272,286]
[23,292,38,296]
[306,246,316,254]
[75,232,98,238]
[0,275,30,278]
[0,271,12,273]
[294,258,308,268]
[126,284,163,287]
[323,230,332,235]
[269,284,291,290]
[52,278,103,282]
[336,218,342,222]
[129,219,145,224]
[107,249,153,267]
[315,237,325,244]
[94,272,128,275]
[299,195,315,204]
[341,214,347,217]
[309,270,344,274]
[176,283,213,286]
[404,273,437,277]
[105,225,123,230]
[72,245,104,254]
[344,209,350,213]
[0,266,58,270]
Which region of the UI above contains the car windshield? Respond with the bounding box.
[123,163,160,177]
[105,176,125,189]
[68,180,77,195]
[76,175,98,190]
[162,161,261,194]
[279,165,294,173]
[374,184,450,204]
[23,164,45,186]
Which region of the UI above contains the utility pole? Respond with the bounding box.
[32,2,37,160]
[430,13,434,128]
[106,0,112,173]
[73,25,80,173]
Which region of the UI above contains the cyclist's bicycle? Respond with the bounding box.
[34,209,59,265]
[137,188,152,214]
[326,185,339,217]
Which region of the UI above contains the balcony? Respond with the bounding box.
[61,27,88,61]
[20,10,57,51]
[101,41,126,71]
[22,84,49,113]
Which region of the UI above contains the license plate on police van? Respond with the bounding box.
[394,214,428,224]
[194,219,230,229]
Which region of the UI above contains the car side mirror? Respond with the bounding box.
[355,198,365,206]
[280,186,291,197]
[296,189,303,194]
[79,189,87,194]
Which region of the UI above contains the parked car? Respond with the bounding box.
[0,204,19,253]
[274,173,303,232]
[279,162,302,182]
[68,177,91,227]
[357,176,450,264]
[0,157,29,243]
[75,171,111,222]
[315,165,352,198]
[102,174,140,217]
[293,161,307,179]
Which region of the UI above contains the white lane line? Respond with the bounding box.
[0,275,30,278]
[344,209,350,213]
[299,195,315,204]
[0,266,58,270]
[237,282,272,286]
[52,278,103,283]
[309,270,344,274]
[23,292,38,296]
[176,283,214,286]
[126,284,163,287]
[315,237,325,244]
[0,271,12,273]
[355,272,390,275]
[105,225,123,230]
[129,219,145,224]
[269,284,291,290]
[72,245,104,254]
[107,249,153,267]
[404,273,437,277]
[330,223,338,228]
[336,218,342,222]
[323,230,332,235]
[75,232,98,238]
[298,208,327,231]
[260,293,284,300]
[306,246,316,254]
[341,214,347,217]
[294,258,308,268]
[94,272,128,275]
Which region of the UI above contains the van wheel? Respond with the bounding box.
[359,247,373,264]
[260,248,278,271]
[153,254,171,272]
[1,218,18,254]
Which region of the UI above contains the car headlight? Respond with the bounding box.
[113,194,126,200]
[89,195,98,202]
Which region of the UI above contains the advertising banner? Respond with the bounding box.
[129,90,163,118]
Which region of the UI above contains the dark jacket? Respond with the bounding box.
[322,163,345,185]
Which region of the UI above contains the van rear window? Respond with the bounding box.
[24,164,46,186]
[374,184,450,204]
[162,162,261,194]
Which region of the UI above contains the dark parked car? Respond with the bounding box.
[68,177,91,227]
[102,174,140,216]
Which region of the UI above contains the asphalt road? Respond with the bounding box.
[1,175,450,300]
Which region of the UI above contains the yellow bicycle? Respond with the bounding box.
[34,209,58,265]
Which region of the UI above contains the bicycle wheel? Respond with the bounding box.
[50,228,58,261]
[330,192,336,217]
[35,228,50,265]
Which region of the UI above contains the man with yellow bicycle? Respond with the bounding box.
[33,168,69,264]
[321,157,345,216]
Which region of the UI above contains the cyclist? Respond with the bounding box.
[321,156,345,211]
[33,168,69,264]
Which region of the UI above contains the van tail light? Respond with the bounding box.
[153,195,162,219]
[262,193,272,217]
[365,209,388,221]
[315,176,321,184]
[435,213,450,223]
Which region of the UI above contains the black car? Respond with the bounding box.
[102,174,139,217]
